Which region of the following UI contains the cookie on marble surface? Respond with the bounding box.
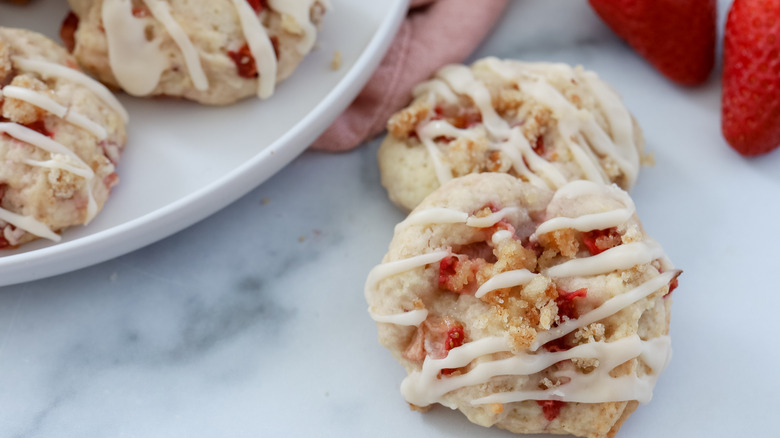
[365,173,679,438]
[0,27,127,248]
[64,0,327,105]
[378,58,646,211]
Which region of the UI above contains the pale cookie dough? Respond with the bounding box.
[378,58,645,211]
[0,27,127,248]
[365,173,679,438]
[64,0,327,105]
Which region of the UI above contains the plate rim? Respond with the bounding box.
[0,0,410,286]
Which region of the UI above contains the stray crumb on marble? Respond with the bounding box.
[298,235,306,242]
[641,151,656,167]
[261,198,271,205]
[331,50,342,70]
[109,272,118,282]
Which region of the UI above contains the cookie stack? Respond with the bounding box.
[365,58,679,438]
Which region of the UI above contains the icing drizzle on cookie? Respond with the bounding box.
[102,0,169,96]
[98,0,324,99]
[0,86,108,139]
[365,180,676,408]
[0,123,101,241]
[11,57,129,122]
[144,0,209,91]
[410,58,641,191]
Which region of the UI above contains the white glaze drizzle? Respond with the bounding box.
[368,180,675,408]
[395,206,521,233]
[11,57,129,122]
[419,127,454,185]
[398,269,677,407]
[516,76,609,185]
[470,335,670,405]
[1,86,108,139]
[530,270,679,350]
[143,0,209,91]
[102,0,168,96]
[370,309,429,326]
[364,250,450,301]
[96,0,322,99]
[23,157,93,179]
[0,207,61,242]
[582,72,639,185]
[467,207,521,228]
[413,79,459,104]
[364,250,450,327]
[268,0,320,54]
[474,269,537,298]
[491,229,513,245]
[0,122,98,225]
[395,208,468,232]
[532,181,635,239]
[544,240,666,279]
[231,0,278,99]
[401,334,670,407]
[413,58,640,190]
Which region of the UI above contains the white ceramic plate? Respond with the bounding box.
[0,0,408,286]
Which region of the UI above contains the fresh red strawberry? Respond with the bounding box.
[588,0,716,85]
[721,0,780,156]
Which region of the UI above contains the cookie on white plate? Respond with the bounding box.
[64,0,327,104]
[378,58,645,211]
[365,173,679,438]
[0,27,128,248]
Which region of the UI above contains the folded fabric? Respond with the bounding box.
[311,0,508,152]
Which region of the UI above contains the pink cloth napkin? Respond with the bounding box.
[311,0,508,152]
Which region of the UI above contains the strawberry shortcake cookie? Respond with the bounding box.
[378,58,645,211]
[63,0,327,104]
[0,27,127,248]
[365,173,679,438]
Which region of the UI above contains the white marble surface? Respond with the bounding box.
[2,1,780,437]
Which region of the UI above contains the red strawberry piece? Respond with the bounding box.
[588,0,716,85]
[445,325,465,351]
[131,6,150,17]
[451,108,482,129]
[722,0,780,156]
[536,400,566,421]
[542,336,572,352]
[246,0,267,14]
[581,228,621,255]
[228,43,259,78]
[438,255,483,294]
[60,11,79,53]
[439,255,459,289]
[663,275,679,298]
[103,172,119,189]
[533,136,545,156]
[556,287,587,321]
[441,321,466,375]
[23,120,53,138]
